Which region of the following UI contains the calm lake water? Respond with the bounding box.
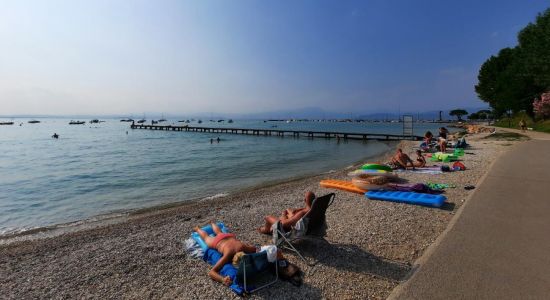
[0,118,445,235]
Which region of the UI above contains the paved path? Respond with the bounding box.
[391,136,550,299]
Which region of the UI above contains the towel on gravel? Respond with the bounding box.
[184,238,243,295]
[386,183,444,194]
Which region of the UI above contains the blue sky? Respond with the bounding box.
[0,0,548,116]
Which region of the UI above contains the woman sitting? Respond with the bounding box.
[413,149,426,167]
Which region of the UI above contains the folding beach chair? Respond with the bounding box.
[272,193,336,265]
[235,251,278,294]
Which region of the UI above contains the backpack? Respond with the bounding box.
[452,161,466,171]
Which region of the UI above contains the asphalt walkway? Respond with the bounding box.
[391,132,550,299]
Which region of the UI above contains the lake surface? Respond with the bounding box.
[0,118,446,235]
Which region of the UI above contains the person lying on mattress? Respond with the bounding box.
[258,191,315,234]
[391,149,415,170]
[194,222,258,286]
[194,222,301,287]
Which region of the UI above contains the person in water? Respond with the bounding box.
[258,191,315,234]
[391,148,415,169]
[413,149,426,168]
[194,222,258,286]
[216,137,220,143]
[52,133,59,139]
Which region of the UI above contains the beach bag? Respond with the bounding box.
[441,165,451,172]
[456,137,468,149]
[452,161,466,171]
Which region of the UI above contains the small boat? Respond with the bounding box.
[158,114,167,122]
[137,114,146,124]
[120,118,134,122]
[151,120,158,124]
[69,120,85,125]
[217,119,224,123]
[0,121,14,125]
[28,120,41,124]
[90,119,99,124]
[228,119,233,123]
[177,120,186,123]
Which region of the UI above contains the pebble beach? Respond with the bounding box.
[0,130,522,299]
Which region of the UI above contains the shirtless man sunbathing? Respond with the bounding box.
[391,149,415,169]
[258,191,315,234]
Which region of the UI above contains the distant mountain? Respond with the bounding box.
[1,106,490,121]
[226,106,490,120]
[358,106,489,121]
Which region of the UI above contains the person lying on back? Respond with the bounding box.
[258,191,315,234]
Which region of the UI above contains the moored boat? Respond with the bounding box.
[69,120,86,125]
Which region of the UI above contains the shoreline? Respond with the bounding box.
[0,131,519,299]
[0,141,395,245]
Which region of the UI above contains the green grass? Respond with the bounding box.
[494,111,550,133]
[532,120,550,133]
[482,132,530,141]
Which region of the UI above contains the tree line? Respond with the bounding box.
[475,7,550,118]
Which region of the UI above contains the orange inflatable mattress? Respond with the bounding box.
[320,179,366,195]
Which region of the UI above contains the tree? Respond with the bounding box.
[533,92,550,120]
[449,109,468,121]
[475,8,550,117]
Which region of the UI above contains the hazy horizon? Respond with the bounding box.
[1,1,547,115]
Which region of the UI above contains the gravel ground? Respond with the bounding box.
[0,132,518,299]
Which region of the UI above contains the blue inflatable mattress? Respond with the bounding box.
[365,190,447,208]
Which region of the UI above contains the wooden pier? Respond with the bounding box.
[130,124,422,141]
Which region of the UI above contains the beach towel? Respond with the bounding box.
[393,166,443,175]
[184,237,244,295]
[203,248,244,295]
[426,182,456,190]
[386,183,444,194]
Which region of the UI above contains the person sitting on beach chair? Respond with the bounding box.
[413,150,426,168]
[391,149,415,170]
[258,191,315,235]
[194,222,259,286]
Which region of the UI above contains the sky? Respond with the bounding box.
[0,0,548,116]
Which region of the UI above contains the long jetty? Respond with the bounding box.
[130,124,422,141]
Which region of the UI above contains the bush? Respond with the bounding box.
[533,92,550,120]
